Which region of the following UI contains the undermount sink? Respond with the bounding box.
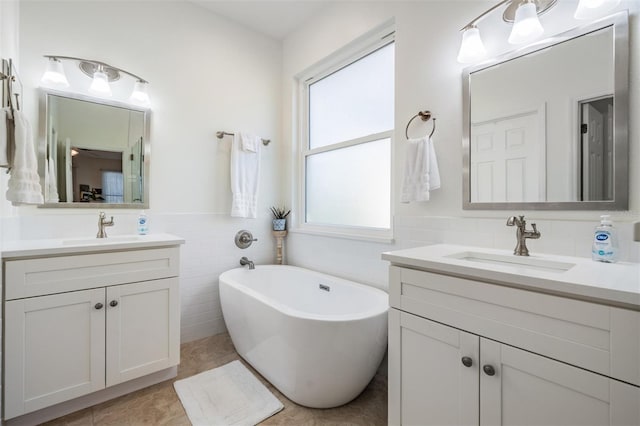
[62,235,144,246]
[446,251,576,273]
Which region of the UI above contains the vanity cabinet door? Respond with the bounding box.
[389,309,479,426]
[106,278,180,387]
[4,288,106,419]
[480,339,640,426]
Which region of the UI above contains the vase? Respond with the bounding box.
[273,218,286,231]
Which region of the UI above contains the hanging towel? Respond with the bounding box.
[239,131,261,153]
[230,132,260,218]
[401,136,441,203]
[6,110,44,205]
[46,156,59,203]
[0,107,9,166]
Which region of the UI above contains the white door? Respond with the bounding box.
[106,278,180,386]
[480,339,640,426]
[4,289,106,419]
[389,310,479,426]
[471,110,545,202]
[582,104,605,200]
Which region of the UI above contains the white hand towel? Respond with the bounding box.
[0,107,9,166]
[230,132,260,218]
[239,132,260,153]
[401,136,441,203]
[6,110,44,205]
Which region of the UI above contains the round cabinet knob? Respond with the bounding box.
[110,300,119,307]
[461,356,473,368]
[483,365,496,376]
[95,302,104,310]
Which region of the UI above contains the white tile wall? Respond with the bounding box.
[2,212,638,344]
[4,212,278,343]
[288,215,640,291]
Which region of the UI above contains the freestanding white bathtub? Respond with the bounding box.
[219,265,388,408]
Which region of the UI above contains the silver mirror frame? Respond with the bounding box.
[38,88,151,209]
[462,11,628,211]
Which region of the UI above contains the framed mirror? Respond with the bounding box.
[39,90,150,208]
[462,12,628,210]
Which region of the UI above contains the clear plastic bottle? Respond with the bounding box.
[591,215,618,263]
[137,210,149,235]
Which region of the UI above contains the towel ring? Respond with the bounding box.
[405,110,436,139]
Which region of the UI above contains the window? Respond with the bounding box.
[298,33,394,240]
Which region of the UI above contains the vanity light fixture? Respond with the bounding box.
[129,80,150,107]
[41,57,69,88]
[88,66,112,97]
[40,55,150,106]
[457,0,620,64]
[574,0,620,19]
[456,25,487,63]
[507,0,545,44]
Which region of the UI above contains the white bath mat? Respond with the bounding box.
[174,360,284,426]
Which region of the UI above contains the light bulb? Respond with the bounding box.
[457,26,487,64]
[89,69,112,97]
[574,0,620,19]
[40,57,69,88]
[508,2,544,45]
[129,80,151,107]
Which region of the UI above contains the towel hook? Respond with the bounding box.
[405,110,436,139]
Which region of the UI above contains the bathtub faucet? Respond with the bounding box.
[239,256,255,270]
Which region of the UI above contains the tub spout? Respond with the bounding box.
[239,256,255,270]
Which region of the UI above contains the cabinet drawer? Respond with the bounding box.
[5,247,180,300]
[389,266,640,387]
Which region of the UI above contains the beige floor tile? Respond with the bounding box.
[44,333,387,425]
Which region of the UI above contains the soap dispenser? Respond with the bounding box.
[137,210,149,235]
[592,215,619,263]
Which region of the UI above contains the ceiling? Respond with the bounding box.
[191,1,330,40]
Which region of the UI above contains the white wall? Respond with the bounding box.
[9,1,285,342]
[0,0,21,417]
[282,0,640,290]
[3,0,639,346]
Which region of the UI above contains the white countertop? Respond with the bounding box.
[1,233,185,258]
[382,244,640,310]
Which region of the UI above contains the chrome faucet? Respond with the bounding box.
[239,256,255,270]
[506,215,540,256]
[97,211,115,238]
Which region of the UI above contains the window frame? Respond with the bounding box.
[293,25,395,242]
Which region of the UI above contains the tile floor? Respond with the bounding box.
[44,332,387,425]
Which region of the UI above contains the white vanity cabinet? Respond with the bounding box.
[385,250,640,426]
[2,241,182,421]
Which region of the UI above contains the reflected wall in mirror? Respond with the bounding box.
[462,12,628,210]
[40,91,150,208]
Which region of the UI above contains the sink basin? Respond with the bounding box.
[446,251,575,273]
[62,235,144,246]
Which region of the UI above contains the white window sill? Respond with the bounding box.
[288,226,395,244]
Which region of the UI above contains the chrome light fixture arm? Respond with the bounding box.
[460,0,511,31]
[42,55,148,83]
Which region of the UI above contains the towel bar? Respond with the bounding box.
[216,131,270,146]
[405,110,436,139]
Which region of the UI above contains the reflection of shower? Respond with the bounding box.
[130,137,144,202]
[579,96,613,201]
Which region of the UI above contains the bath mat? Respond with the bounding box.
[174,360,283,426]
